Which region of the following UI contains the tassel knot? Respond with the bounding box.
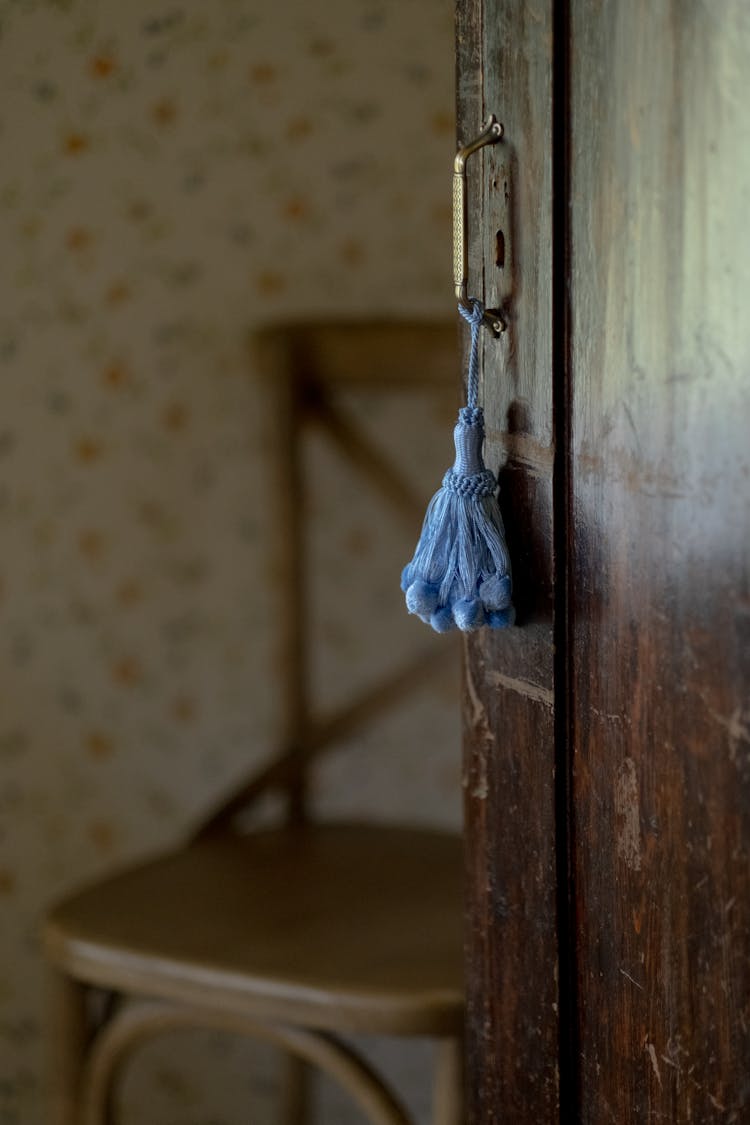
[458,298,485,329]
[442,468,496,497]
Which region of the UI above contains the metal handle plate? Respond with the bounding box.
[453,115,505,334]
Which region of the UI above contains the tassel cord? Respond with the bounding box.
[458,298,485,410]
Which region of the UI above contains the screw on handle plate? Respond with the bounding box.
[453,115,506,335]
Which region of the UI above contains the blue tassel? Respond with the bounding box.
[401,299,514,633]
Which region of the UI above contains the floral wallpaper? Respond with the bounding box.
[0,0,459,1122]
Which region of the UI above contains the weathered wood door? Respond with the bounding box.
[458,2,750,1121]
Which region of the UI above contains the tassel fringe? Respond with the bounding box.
[401,404,514,633]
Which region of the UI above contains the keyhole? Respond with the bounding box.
[495,230,505,269]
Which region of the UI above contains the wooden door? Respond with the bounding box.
[458,2,750,1121]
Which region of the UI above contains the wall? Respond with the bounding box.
[0,1,459,1122]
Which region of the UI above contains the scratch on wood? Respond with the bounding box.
[615,757,642,871]
[471,768,488,800]
[646,1042,662,1088]
[591,705,630,725]
[486,429,555,478]
[705,704,750,765]
[464,652,490,799]
[465,656,492,741]
[488,671,554,709]
[620,968,644,991]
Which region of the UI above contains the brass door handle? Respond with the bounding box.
[453,115,506,334]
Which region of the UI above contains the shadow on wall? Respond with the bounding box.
[0,1,461,1123]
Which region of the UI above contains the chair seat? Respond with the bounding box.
[44,823,463,1037]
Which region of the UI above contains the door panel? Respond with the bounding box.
[457,1,559,1120]
[569,2,750,1119]
[459,0,750,1119]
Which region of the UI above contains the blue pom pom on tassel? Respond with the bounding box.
[401,299,514,634]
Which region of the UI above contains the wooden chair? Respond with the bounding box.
[44,320,464,1125]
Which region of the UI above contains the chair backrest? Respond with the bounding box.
[197,320,459,837]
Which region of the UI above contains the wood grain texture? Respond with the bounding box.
[569,2,750,1119]
[45,825,463,1038]
[457,0,559,1119]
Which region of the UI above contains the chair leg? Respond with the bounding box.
[47,969,88,1125]
[278,1053,311,1125]
[432,1037,463,1125]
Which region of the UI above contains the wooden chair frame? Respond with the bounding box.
[45,320,463,1125]
[198,321,460,837]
